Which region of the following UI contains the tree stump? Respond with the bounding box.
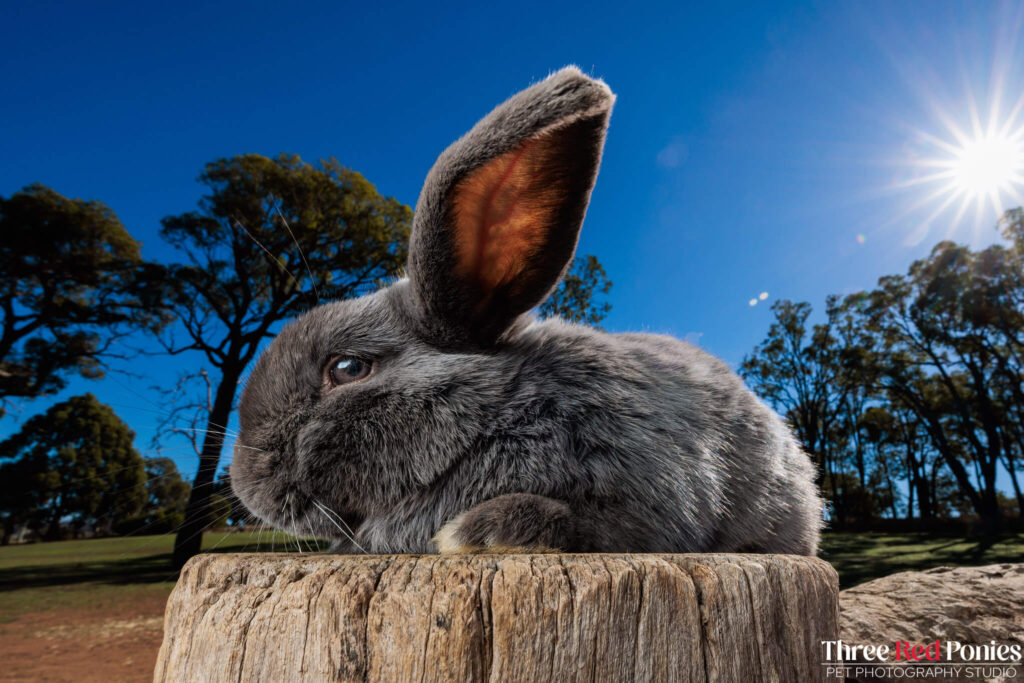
[839,564,1024,683]
[155,553,838,682]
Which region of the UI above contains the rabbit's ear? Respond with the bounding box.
[406,66,614,348]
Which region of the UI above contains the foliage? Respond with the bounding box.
[0,185,164,415]
[0,394,146,543]
[742,208,1024,533]
[156,153,412,567]
[205,494,232,529]
[112,457,191,535]
[538,254,613,327]
[209,470,250,527]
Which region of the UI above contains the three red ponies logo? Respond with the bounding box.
[821,639,1022,680]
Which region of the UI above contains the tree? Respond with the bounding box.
[742,208,1024,533]
[853,240,1016,533]
[158,153,411,568]
[0,184,163,416]
[0,454,45,544]
[538,254,613,326]
[205,494,232,530]
[114,457,191,536]
[739,298,857,524]
[145,457,191,518]
[209,470,250,528]
[0,393,146,540]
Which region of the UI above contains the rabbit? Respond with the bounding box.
[230,66,824,556]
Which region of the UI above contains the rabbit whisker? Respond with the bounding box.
[232,218,303,292]
[302,510,316,552]
[287,494,302,554]
[275,204,320,304]
[315,500,363,547]
[313,500,367,553]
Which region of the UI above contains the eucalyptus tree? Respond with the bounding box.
[740,298,858,522]
[158,154,411,568]
[538,254,613,327]
[0,184,162,415]
[0,394,146,540]
[849,220,1024,532]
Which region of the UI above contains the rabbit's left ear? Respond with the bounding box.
[406,67,614,348]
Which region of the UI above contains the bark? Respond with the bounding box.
[1005,454,1024,518]
[839,564,1024,683]
[171,362,242,569]
[156,553,839,683]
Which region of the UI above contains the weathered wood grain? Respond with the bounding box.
[839,563,1024,683]
[155,553,838,682]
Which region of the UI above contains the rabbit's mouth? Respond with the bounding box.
[231,464,365,549]
[228,449,304,531]
[248,481,365,548]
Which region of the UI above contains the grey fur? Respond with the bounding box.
[231,66,823,556]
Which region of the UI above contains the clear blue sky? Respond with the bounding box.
[2,1,1023,480]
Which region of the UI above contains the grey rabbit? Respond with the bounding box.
[231,66,823,556]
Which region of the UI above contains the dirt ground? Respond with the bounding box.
[0,594,168,682]
[0,531,295,682]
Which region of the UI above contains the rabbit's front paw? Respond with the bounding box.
[432,493,579,554]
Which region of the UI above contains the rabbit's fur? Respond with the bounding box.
[231,67,823,555]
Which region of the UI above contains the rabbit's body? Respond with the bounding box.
[357,299,818,554]
[232,67,823,556]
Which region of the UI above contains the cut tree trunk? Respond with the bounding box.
[155,553,839,682]
[839,563,1024,683]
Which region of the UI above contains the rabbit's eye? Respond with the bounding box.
[327,357,373,387]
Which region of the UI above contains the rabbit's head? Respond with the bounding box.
[230,67,614,541]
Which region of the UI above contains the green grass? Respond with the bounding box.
[821,530,1024,588]
[1,530,1021,620]
[0,531,319,621]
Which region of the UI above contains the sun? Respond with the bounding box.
[951,132,1023,200]
[893,94,1024,244]
[909,119,1024,230]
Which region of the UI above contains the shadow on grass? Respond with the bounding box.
[0,539,330,593]
[823,531,1024,588]
[3,531,1021,593]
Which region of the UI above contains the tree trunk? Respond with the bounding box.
[155,553,839,682]
[171,364,241,569]
[1007,456,1024,519]
[910,452,933,520]
[44,513,62,541]
[883,464,899,520]
[839,563,1024,683]
[978,488,1003,536]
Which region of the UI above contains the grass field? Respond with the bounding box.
[820,530,1024,587]
[0,530,318,622]
[1,529,1021,615]
[1,529,1021,610]
[0,530,1021,681]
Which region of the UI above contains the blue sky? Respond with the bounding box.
[2,1,1023,479]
